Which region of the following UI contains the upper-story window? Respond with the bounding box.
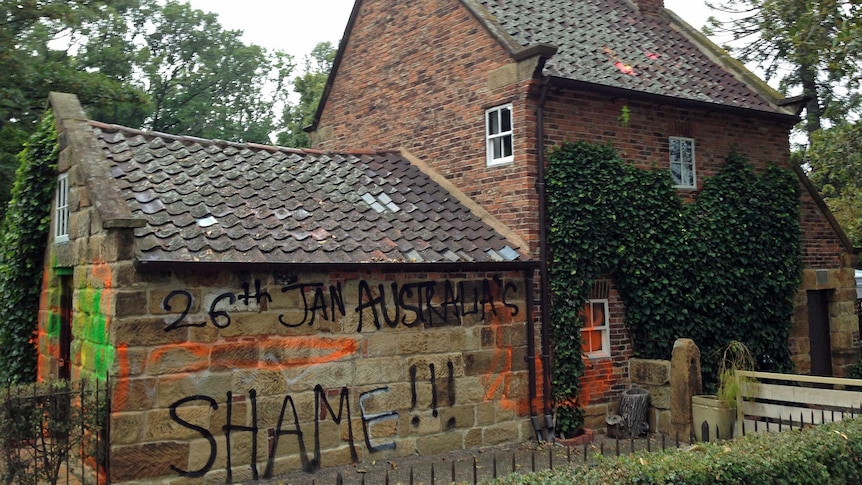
[486,104,513,166]
[669,137,696,189]
[55,173,69,243]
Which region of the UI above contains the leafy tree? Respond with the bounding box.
[0,0,146,221]
[277,41,336,148]
[0,0,296,219]
[705,0,862,135]
[806,121,862,246]
[122,0,294,143]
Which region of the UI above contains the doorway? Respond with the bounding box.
[59,274,73,380]
[807,290,832,377]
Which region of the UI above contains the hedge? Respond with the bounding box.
[489,418,862,484]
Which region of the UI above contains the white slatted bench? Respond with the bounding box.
[735,370,862,436]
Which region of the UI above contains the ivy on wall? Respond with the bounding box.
[0,111,59,384]
[547,141,802,435]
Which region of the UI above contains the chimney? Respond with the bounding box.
[637,0,664,16]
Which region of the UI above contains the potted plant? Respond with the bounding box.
[692,340,755,441]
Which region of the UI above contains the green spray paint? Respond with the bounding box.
[75,287,115,380]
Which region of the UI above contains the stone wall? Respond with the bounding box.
[101,269,533,482]
[791,266,861,376]
[629,359,672,435]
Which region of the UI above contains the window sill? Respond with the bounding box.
[583,352,611,360]
[487,158,514,168]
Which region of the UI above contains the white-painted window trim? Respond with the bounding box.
[670,136,696,189]
[581,299,611,358]
[55,173,69,243]
[486,104,514,166]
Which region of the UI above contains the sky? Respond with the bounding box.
[186,0,728,72]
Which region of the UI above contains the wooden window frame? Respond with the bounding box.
[670,136,696,189]
[486,104,514,166]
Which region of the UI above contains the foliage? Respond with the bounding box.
[705,0,862,136]
[715,341,756,408]
[806,121,862,247]
[0,125,27,222]
[126,0,293,143]
[0,0,146,218]
[0,0,295,215]
[0,379,108,485]
[0,112,58,385]
[546,142,801,430]
[490,418,862,485]
[546,142,624,435]
[277,41,336,148]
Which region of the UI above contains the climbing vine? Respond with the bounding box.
[0,111,59,384]
[547,141,801,435]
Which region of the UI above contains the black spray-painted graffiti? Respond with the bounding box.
[170,362,455,479]
[162,280,272,331]
[162,277,519,332]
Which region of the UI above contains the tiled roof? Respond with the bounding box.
[88,122,525,267]
[473,0,782,113]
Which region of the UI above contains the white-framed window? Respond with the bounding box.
[54,173,69,243]
[669,137,696,189]
[580,299,610,358]
[486,104,513,166]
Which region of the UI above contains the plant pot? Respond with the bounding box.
[691,395,735,442]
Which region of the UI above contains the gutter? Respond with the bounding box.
[524,271,540,439]
[133,260,539,274]
[535,76,554,442]
[549,76,802,125]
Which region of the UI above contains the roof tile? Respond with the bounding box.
[88,123,527,265]
[477,0,780,113]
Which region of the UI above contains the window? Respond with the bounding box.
[486,104,513,166]
[669,137,696,189]
[55,173,69,243]
[580,299,610,358]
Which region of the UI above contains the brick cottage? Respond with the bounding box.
[35,0,860,482]
[308,0,859,429]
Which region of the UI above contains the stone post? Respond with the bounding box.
[670,338,702,442]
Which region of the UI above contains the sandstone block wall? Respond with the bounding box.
[99,269,533,482]
[629,359,672,435]
[791,267,861,376]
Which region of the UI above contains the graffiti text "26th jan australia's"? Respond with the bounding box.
[161,277,520,333]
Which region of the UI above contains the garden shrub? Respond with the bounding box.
[489,418,862,485]
[0,379,107,485]
[847,360,862,380]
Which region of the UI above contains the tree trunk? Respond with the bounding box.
[800,63,821,136]
[619,388,650,437]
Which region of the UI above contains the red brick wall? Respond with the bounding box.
[799,191,846,268]
[544,88,792,187]
[579,282,631,407]
[314,0,541,253]
[544,86,847,267]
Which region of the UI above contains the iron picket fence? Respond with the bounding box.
[0,378,109,485]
